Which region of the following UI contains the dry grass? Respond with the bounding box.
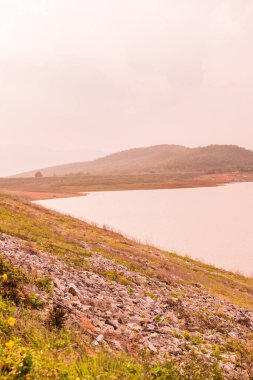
[1,170,253,200]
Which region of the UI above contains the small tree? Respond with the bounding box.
[35,171,43,178]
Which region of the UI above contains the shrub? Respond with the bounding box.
[35,171,43,178]
[34,277,53,294]
[29,293,44,309]
[46,304,67,330]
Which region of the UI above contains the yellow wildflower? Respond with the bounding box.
[7,317,16,327]
[5,340,15,350]
[2,273,7,280]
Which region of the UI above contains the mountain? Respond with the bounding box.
[0,145,107,177]
[14,144,253,178]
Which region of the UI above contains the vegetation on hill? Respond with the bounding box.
[13,144,253,178]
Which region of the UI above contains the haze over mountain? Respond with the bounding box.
[15,144,253,178]
[0,145,107,177]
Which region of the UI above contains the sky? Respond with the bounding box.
[1,0,253,175]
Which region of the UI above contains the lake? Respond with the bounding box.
[36,182,253,276]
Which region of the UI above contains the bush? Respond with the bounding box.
[46,304,67,330]
[35,171,43,178]
[34,277,53,294]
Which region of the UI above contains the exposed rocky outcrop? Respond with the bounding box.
[1,232,253,378]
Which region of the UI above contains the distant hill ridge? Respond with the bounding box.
[14,144,253,177]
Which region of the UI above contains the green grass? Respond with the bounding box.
[0,195,92,268]
[34,277,53,294]
[99,269,133,286]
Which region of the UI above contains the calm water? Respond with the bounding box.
[36,182,253,276]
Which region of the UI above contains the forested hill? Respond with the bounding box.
[14,144,253,177]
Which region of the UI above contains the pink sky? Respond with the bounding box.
[1,0,253,174]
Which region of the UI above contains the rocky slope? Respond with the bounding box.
[1,232,253,379]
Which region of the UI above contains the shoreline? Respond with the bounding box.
[1,171,253,201]
[35,182,253,278]
[0,189,82,201]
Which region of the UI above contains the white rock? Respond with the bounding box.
[146,341,157,353]
[96,334,104,343]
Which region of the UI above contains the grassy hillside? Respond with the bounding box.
[14,144,253,178]
[1,193,253,309]
[1,192,253,378]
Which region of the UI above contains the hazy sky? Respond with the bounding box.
[1,0,253,165]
